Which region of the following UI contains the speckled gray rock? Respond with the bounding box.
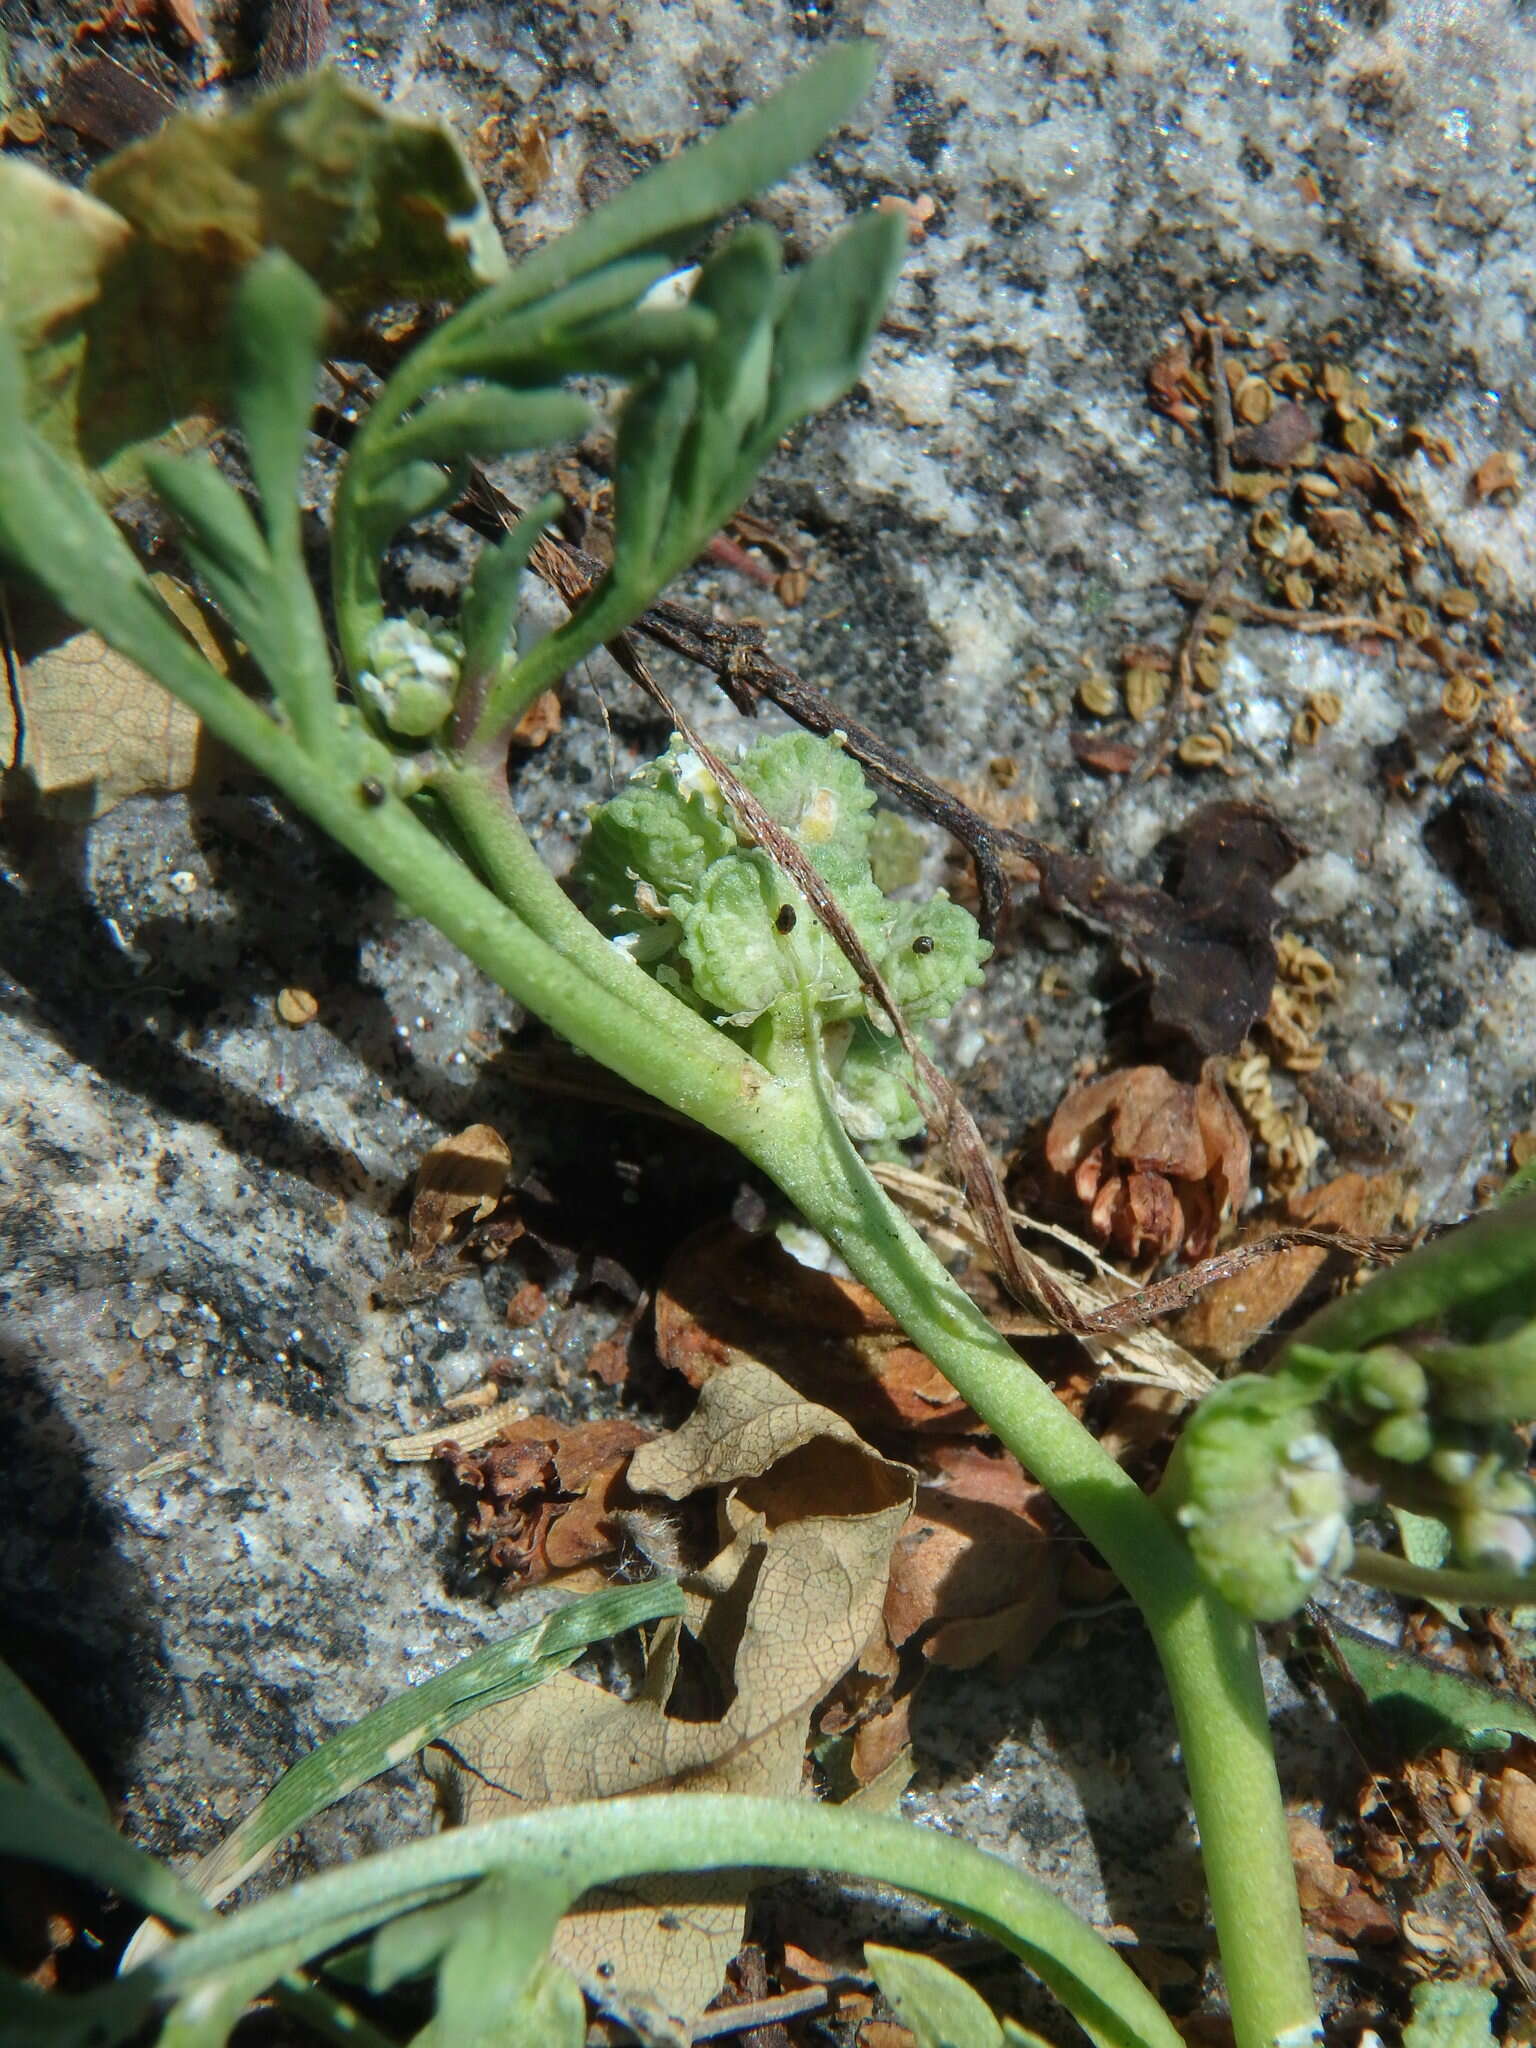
[3,0,1533,1992]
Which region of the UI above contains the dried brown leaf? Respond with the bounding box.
[1174,1171,1404,1362]
[407,1122,512,1258]
[1036,801,1304,1055]
[656,1222,980,1435]
[1289,1817,1397,1947]
[884,1441,1057,1670]
[1045,1063,1250,1264]
[440,1415,651,1583]
[429,1358,914,2036]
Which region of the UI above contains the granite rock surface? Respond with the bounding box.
[3,0,1533,1983]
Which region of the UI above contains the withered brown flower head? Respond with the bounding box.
[1045,1063,1250,1263]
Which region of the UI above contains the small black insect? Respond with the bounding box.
[359,776,387,806]
[911,934,935,955]
[775,903,798,934]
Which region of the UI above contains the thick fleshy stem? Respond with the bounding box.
[744,1066,1317,2048]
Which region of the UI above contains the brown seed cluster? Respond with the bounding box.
[1146,315,1530,788]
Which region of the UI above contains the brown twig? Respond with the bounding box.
[693,1984,829,2040]
[1166,579,1403,642]
[1207,319,1235,498]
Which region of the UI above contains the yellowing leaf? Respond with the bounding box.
[2,577,222,818]
[427,1358,914,2040]
[1,74,504,485]
[0,159,131,462]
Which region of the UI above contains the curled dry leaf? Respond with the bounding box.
[656,1220,982,1436]
[407,1122,513,1259]
[428,1356,914,2040]
[1035,801,1304,1056]
[1287,1817,1397,1948]
[884,1441,1059,1670]
[1046,1063,1250,1263]
[439,1416,652,1584]
[1174,1171,1405,1363]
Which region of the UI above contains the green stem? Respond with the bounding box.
[429,761,718,1052]
[119,630,782,1152]
[1350,1544,1536,1609]
[131,1798,1181,2048]
[47,599,1318,2047]
[748,1092,1317,2048]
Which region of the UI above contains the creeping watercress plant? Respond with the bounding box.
[4,41,1536,2048]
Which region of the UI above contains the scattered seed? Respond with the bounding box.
[1192,650,1224,692]
[277,987,319,1027]
[1342,416,1376,454]
[1228,469,1287,502]
[1251,506,1291,555]
[1406,425,1457,466]
[1292,708,1323,747]
[774,903,798,934]
[1440,675,1482,722]
[911,934,935,955]
[1079,672,1118,717]
[1439,585,1477,620]
[1178,728,1232,767]
[1124,664,1168,721]
[775,567,810,607]
[1296,470,1340,499]
[1234,376,1275,424]
[1282,571,1314,609]
[1400,604,1430,641]
[1205,611,1236,640]
[1471,450,1521,500]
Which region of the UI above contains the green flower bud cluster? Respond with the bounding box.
[1320,1311,1536,1576]
[1160,1358,1353,1623]
[1164,1269,1536,1618]
[576,732,991,1141]
[357,612,463,738]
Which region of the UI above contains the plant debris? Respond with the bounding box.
[438,1416,652,1584]
[1045,1063,1250,1264]
[407,1122,514,1260]
[1,577,221,817]
[426,1355,915,2040]
[1035,801,1305,1055]
[656,1221,983,1438]
[1174,1171,1406,1363]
